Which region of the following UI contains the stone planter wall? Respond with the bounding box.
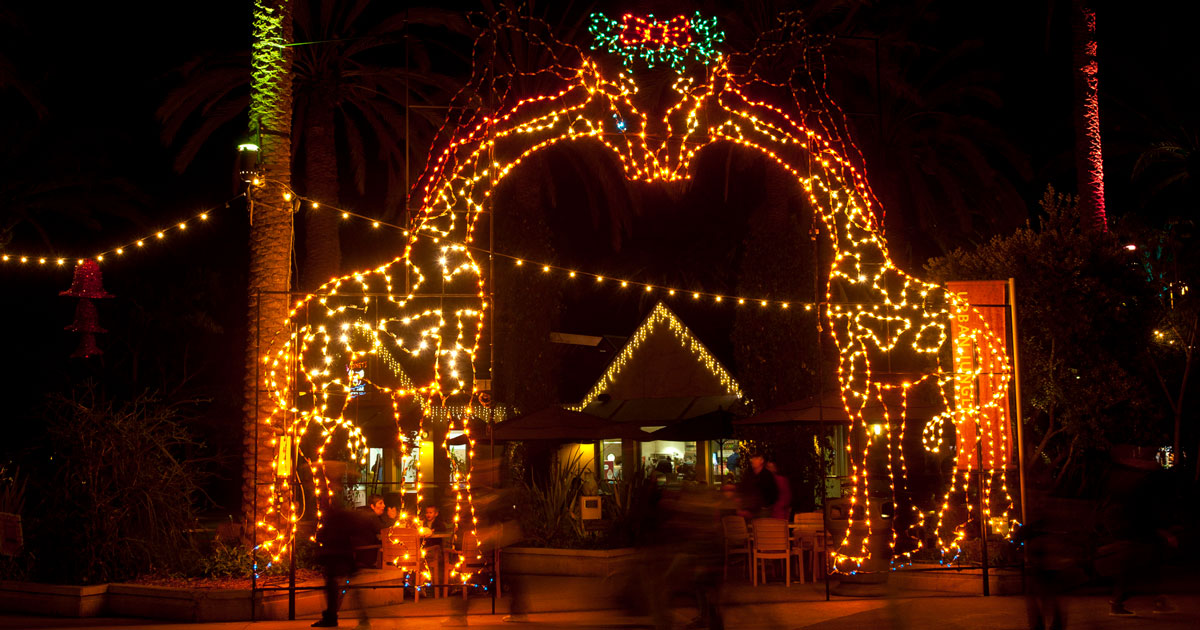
[107,584,255,622]
[0,581,107,617]
[501,547,638,578]
[0,568,412,621]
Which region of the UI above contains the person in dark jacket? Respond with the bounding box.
[737,452,778,518]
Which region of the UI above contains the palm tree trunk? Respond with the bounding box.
[300,88,341,290]
[1071,0,1107,232]
[244,0,294,529]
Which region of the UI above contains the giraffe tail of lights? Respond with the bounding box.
[257,9,1018,576]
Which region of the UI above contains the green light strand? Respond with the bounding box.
[588,11,725,73]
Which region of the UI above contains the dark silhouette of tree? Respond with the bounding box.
[1133,127,1198,217]
[1128,127,1198,477]
[0,9,45,120]
[158,0,467,288]
[926,187,1157,491]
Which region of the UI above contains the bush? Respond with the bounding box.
[195,539,316,578]
[603,465,659,548]
[514,453,587,548]
[21,384,209,584]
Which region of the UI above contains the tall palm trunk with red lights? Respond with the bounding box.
[1072,0,1106,232]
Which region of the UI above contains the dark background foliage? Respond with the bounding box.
[19,385,208,584]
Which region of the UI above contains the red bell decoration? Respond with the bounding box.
[64,299,107,334]
[70,334,104,359]
[61,259,113,358]
[60,259,113,299]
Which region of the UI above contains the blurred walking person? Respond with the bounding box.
[1019,514,1071,630]
[312,489,378,628]
[650,483,727,629]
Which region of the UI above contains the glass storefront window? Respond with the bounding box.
[600,440,623,480]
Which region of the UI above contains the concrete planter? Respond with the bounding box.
[888,564,1022,595]
[0,581,108,617]
[1,569,413,621]
[107,584,257,622]
[106,571,410,622]
[502,547,637,578]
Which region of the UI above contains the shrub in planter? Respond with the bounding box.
[603,466,658,548]
[20,385,209,584]
[195,538,316,578]
[958,538,1019,566]
[515,454,587,548]
[0,464,31,580]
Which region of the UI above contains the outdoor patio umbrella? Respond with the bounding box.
[451,406,654,443]
[649,409,736,441]
[735,389,939,426]
[735,390,855,426]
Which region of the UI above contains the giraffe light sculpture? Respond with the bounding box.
[258,11,1017,577]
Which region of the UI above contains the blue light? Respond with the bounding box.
[614,114,626,132]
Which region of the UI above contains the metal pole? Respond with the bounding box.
[976,440,990,596]
[821,423,830,602]
[252,289,260,621]
[972,339,990,597]
[719,440,725,481]
[810,180,831,601]
[488,88,498,620]
[490,423,497,616]
[288,433,296,619]
[1008,278,1028,527]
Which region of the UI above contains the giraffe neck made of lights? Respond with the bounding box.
[258,12,1016,577]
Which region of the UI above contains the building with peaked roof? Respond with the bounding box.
[556,301,748,483]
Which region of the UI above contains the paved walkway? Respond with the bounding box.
[4,569,1199,630]
[3,587,1198,630]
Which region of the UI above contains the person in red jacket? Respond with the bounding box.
[766,462,792,520]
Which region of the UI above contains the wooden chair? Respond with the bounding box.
[721,515,751,580]
[792,511,828,583]
[381,526,423,602]
[750,518,790,587]
[445,530,501,600]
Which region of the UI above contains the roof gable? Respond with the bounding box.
[569,302,744,410]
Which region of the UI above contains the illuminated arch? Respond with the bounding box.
[258,21,1016,577]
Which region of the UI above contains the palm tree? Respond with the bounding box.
[0,124,146,254]
[0,8,45,120]
[715,1,1030,264]
[159,0,466,289]
[1071,0,1106,232]
[864,39,1031,262]
[244,0,294,530]
[1133,128,1197,215]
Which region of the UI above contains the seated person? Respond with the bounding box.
[351,494,389,568]
[420,504,446,534]
[359,494,394,531]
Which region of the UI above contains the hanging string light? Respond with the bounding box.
[0,194,245,272]
[257,179,820,310]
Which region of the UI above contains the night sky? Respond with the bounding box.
[2,0,1196,512]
